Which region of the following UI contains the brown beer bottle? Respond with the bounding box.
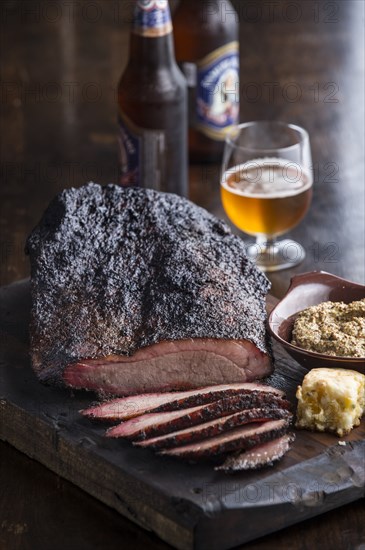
[118,0,188,196]
[173,0,239,163]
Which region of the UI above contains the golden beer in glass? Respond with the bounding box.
[221,122,313,271]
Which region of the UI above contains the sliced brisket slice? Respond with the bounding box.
[106,393,291,441]
[216,433,296,472]
[81,383,285,421]
[159,419,290,461]
[63,339,272,397]
[135,407,292,450]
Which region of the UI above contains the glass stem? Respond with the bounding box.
[256,235,277,251]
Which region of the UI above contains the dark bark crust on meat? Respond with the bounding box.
[107,392,291,441]
[160,421,290,461]
[152,387,282,414]
[26,183,271,385]
[81,384,285,421]
[136,408,293,450]
[216,432,296,472]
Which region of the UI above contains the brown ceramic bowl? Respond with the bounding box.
[268,271,365,372]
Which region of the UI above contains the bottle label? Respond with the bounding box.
[133,0,172,37]
[118,112,165,190]
[196,41,240,141]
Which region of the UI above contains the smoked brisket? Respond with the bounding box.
[26,183,272,391]
[216,433,296,471]
[136,407,292,450]
[81,383,285,421]
[106,392,291,440]
[159,419,290,461]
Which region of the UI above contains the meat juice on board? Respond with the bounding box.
[118,0,188,196]
[221,158,313,238]
[173,0,239,162]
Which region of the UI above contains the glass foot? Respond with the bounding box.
[246,239,305,272]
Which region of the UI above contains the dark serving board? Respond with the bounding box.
[0,280,364,550]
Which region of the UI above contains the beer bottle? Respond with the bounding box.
[173,0,239,163]
[118,0,188,197]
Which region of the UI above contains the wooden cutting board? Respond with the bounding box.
[0,280,364,550]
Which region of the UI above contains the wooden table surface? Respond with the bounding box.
[0,1,364,549]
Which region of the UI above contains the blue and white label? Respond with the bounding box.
[118,112,165,190]
[196,42,240,141]
[133,0,172,37]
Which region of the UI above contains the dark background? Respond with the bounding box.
[0,0,364,290]
[0,1,364,549]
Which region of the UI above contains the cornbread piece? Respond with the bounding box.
[296,368,365,436]
[291,299,365,358]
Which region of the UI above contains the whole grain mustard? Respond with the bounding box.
[291,299,365,358]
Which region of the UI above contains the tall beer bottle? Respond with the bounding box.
[118,0,188,196]
[173,0,239,163]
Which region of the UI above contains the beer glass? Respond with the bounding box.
[221,121,313,272]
